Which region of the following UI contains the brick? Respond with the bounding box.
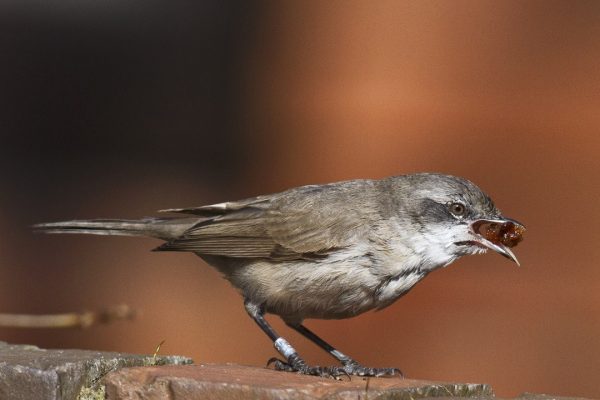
[0,341,192,400]
[104,363,493,400]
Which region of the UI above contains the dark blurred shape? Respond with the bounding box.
[0,1,260,206]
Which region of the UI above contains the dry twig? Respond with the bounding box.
[0,304,136,328]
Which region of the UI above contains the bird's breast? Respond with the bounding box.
[373,269,427,309]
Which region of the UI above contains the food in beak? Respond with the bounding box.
[467,219,525,265]
[482,221,525,248]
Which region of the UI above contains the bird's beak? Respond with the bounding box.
[468,218,525,266]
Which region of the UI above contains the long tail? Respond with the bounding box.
[34,218,197,241]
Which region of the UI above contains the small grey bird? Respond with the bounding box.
[35,173,525,378]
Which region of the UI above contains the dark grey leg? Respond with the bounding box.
[243,300,343,377]
[286,322,402,377]
[244,299,401,378]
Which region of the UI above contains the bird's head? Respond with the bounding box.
[397,173,525,266]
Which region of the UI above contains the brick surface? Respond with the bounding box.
[514,394,593,400]
[104,363,494,400]
[0,341,192,400]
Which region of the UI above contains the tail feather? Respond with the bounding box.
[34,217,197,241]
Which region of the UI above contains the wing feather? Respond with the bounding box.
[156,181,379,259]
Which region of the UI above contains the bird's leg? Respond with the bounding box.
[244,300,344,378]
[286,322,402,377]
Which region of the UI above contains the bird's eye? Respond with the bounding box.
[449,202,466,217]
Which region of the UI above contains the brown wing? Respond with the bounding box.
[155,181,378,260]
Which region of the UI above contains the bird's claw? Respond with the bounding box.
[267,355,349,379]
[267,355,401,379]
[341,359,403,377]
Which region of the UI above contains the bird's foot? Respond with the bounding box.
[341,359,403,377]
[267,355,350,379]
[267,355,402,378]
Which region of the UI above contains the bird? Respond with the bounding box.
[35,173,525,378]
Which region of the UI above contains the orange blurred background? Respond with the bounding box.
[1,1,599,397]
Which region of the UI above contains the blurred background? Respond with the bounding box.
[1,0,599,397]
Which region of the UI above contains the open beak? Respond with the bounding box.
[468,218,525,266]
